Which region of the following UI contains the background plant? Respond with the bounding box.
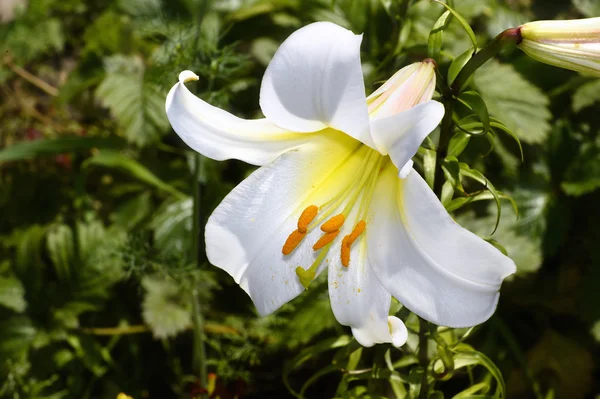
[0,0,599,398]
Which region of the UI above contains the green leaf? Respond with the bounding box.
[490,117,524,161]
[432,1,478,51]
[282,291,337,348]
[113,192,153,230]
[11,225,47,292]
[141,276,192,339]
[75,220,125,301]
[84,150,186,199]
[448,48,474,86]
[475,60,551,144]
[0,137,123,163]
[95,55,169,146]
[151,198,193,256]
[285,335,351,377]
[428,10,452,61]
[2,18,64,65]
[458,91,490,135]
[46,224,75,283]
[0,276,27,313]
[67,335,111,377]
[458,163,502,234]
[446,191,518,216]
[442,156,463,192]
[422,148,437,189]
[441,180,455,206]
[447,131,471,158]
[453,350,505,398]
[572,79,600,112]
[0,316,36,356]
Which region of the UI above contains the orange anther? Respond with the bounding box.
[312,230,340,250]
[297,205,318,233]
[321,214,345,233]
[340,221,366,267]
[346,220,366,246]
[341,237,351,267]
[282,230,306,255]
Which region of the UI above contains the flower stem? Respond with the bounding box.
[192,152,208,397]
[192,289,208,396]
[418,317,429,399]
[433,98,454,196]
[450,27,522,95]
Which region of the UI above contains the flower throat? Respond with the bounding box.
[281,146,385,289]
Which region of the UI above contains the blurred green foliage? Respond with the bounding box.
[0,0,599,398]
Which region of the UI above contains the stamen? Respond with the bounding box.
[346,220,366,246]
[340,221,366,267]
[321,214,345,233]
[341,237,351,267]
[282,230,306,255]
[312,231,340,250]
[297,205,318,233]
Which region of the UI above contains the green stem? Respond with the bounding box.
[192,154,203,265]
[450,27,522,95]
[191,153,208,396]
[191,3,210,394]
[433,99,454,196]
[192,290,207,396]
[418,317,429,399]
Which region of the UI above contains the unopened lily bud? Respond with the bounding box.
[367,60,436,119]
[518,17,600,77]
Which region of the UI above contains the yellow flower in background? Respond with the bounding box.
[165,22,515,347]
[116,393,133,399]
[519,17,600,76]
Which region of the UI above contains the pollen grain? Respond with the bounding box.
[321,214,345,233]
[282,230,306,255]
[313,230,340,250]
[297,205,318,233]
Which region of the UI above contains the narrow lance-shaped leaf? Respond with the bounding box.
[459,163,503,234]
[458,91,490,136]
[0,137,123,163]
[447,131,471,158]
[456,117,524,161]
[84,150,186,199]
[432,1,478,51]
[419,147,437,189]
[446,190,518,216]
[428,10,452,61]
[448,48,475,86]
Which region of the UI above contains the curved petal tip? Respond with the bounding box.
[388,316,408,347]
[179,70,199,83]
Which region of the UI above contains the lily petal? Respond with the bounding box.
[370,101,444,176]
[205,132,364,316]
[368,164,516,327]
[260,22,372,146]
[166,71,312,166]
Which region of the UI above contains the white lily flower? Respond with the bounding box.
[519,17,600,77]
[165,22,516,347]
